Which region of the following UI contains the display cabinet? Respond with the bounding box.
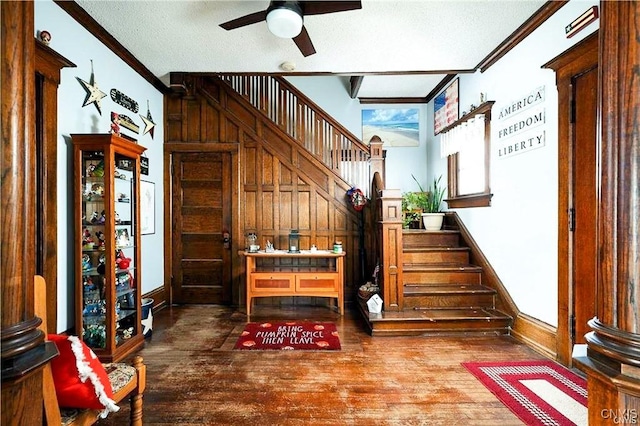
[72,133,146,362]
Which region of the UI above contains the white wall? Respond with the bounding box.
[286,76,430,192]
[426,0,598,326]
[35,0,165,332]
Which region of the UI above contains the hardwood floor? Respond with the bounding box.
[97,304,549,425]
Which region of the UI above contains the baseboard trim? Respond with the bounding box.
[511,312,557,360]
[142,286,167,312]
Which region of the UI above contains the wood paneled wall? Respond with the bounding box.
[166,74,363,308]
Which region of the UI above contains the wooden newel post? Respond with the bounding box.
[581,1,640,423]
[378,189,404,312]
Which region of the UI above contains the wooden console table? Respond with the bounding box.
[243,250,346,316]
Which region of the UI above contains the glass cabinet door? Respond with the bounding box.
[81,150,108,348]
[113,152,138,347]
[80,150,138,350]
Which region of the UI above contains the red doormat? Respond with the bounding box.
[462,360,587,426]
[234,321,340,350]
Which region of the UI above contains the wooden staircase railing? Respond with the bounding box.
[218,74,372,195]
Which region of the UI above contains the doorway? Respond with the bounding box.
[545,31,599,365]
[171,152,233,304]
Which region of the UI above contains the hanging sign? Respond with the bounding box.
[496,86,548,159]
[110,88,139,113]
[565,6,598,38]
[117,114,140,134]
[140,157,149,175]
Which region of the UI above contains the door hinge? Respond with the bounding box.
[569,207,576,231]
[570,314,576,340]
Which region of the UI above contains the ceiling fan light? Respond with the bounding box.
[266,7,303,38]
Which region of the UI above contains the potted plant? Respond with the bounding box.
[401,191,426,229]
[413,175,446,231]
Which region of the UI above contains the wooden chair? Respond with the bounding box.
[35,275,146,425]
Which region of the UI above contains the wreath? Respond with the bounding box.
[346,187,367,212]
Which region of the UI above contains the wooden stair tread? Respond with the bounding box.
[404,283,495,295]
[356,299,512,336]
[403,247,470,252]
[366,307,511,322]
[403,229,460,234]
[415,308,511,321]
[403,263,482,272]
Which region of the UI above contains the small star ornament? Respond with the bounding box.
[139,100,156,139]
[76,60,107,115]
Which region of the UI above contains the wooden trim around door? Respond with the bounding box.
[543,31,598,366]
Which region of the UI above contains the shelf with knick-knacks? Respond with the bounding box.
[72,133,146,363]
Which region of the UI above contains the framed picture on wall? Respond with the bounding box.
[140,180,155,235]
[434,78,459,135]
[361,108,420,147]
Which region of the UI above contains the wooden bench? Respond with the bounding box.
[35,275,146,425]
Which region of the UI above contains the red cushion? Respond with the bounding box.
[48,334,119,418]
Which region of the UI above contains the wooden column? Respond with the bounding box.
[1,3,57,424]
[582,1,640,423]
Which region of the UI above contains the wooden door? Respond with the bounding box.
[547,31,598,364]
[172,152,232,304]
[571,66,598,344]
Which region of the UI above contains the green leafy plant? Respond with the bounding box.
[402,191,427,212]
[426,175,446,213]
[402,211,421,228]
[402,188,426,228]
[412,174,446,213]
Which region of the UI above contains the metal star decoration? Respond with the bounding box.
[76,60,107,115]
[141,308,153,335]
[139,100,156,139]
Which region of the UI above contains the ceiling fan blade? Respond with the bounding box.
[293,26,316,57]
[301,1,362,15]
[219,10,268,30]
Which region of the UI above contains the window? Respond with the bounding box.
[440,102,494,208]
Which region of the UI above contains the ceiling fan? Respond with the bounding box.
[219,1,362,57]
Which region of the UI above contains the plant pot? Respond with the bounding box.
[421,213,445,231]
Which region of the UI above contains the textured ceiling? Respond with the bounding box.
[74,0,547,98]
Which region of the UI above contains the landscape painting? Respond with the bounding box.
[362,108,420,147]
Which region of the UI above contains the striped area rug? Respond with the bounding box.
[463,360,587,426]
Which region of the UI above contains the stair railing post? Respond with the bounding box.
[378,189,403,311]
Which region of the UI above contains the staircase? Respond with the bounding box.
[358,227,512,336]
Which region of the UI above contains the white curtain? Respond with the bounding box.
[440,114,485,158]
